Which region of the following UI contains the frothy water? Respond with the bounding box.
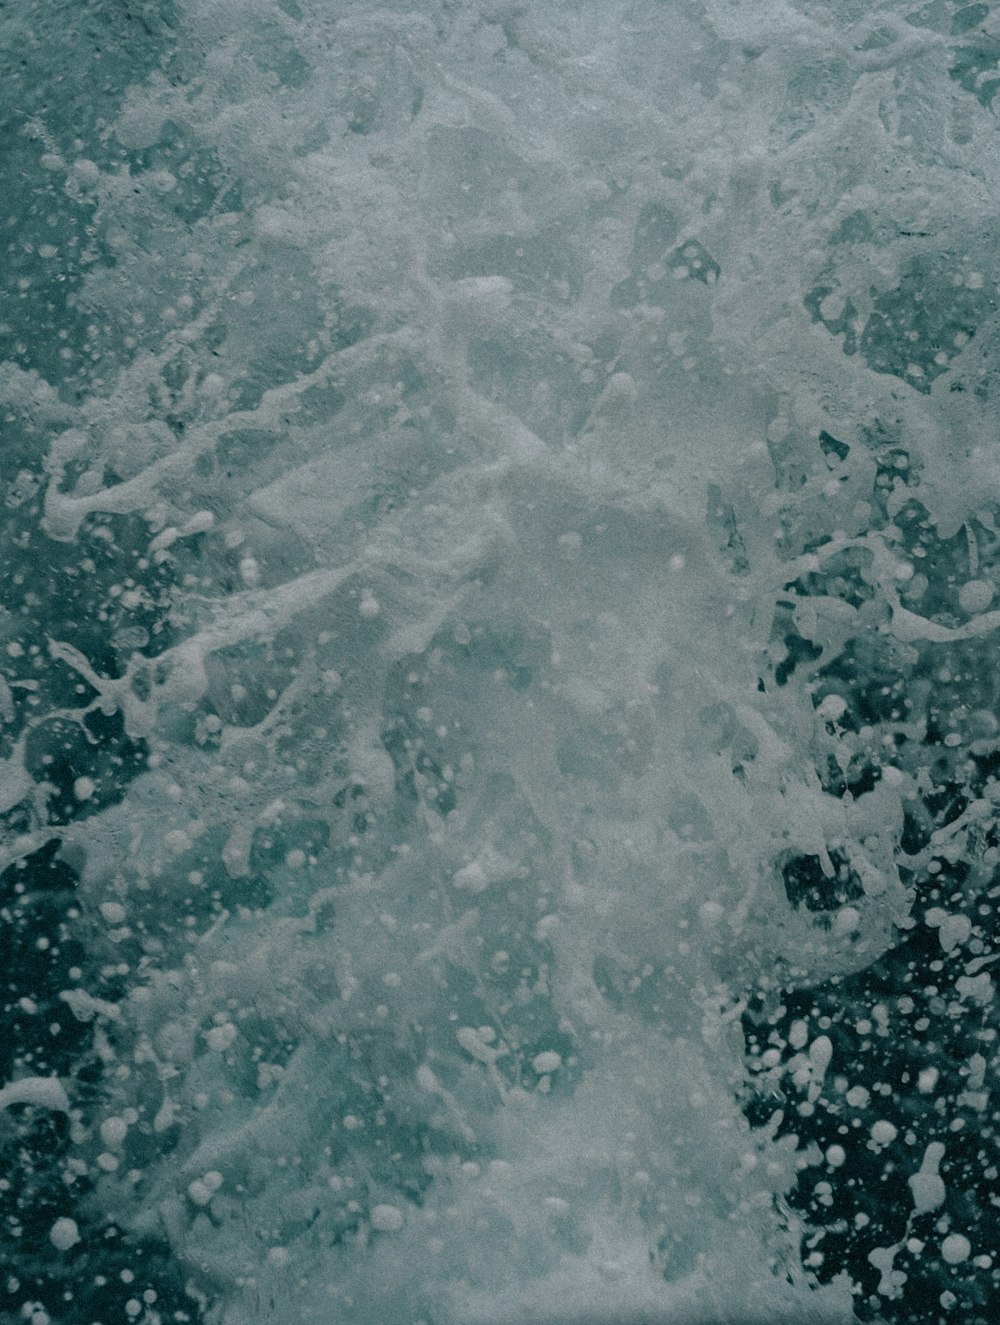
[2,3,999,1324]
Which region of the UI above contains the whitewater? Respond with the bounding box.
[1,2,998,1324]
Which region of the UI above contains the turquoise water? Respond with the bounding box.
[1,3,998,1323]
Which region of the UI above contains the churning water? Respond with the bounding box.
[2,2,999,1323]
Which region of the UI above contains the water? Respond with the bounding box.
[1,2,998,1323]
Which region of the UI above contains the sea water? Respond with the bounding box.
[1,2,998,1323]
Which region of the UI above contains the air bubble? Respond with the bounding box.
[958,579,993,613]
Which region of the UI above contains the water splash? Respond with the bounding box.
[2,2,999,1323]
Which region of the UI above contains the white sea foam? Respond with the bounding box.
[4,1,999,1322]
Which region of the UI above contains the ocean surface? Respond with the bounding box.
[1,2,999,1323]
